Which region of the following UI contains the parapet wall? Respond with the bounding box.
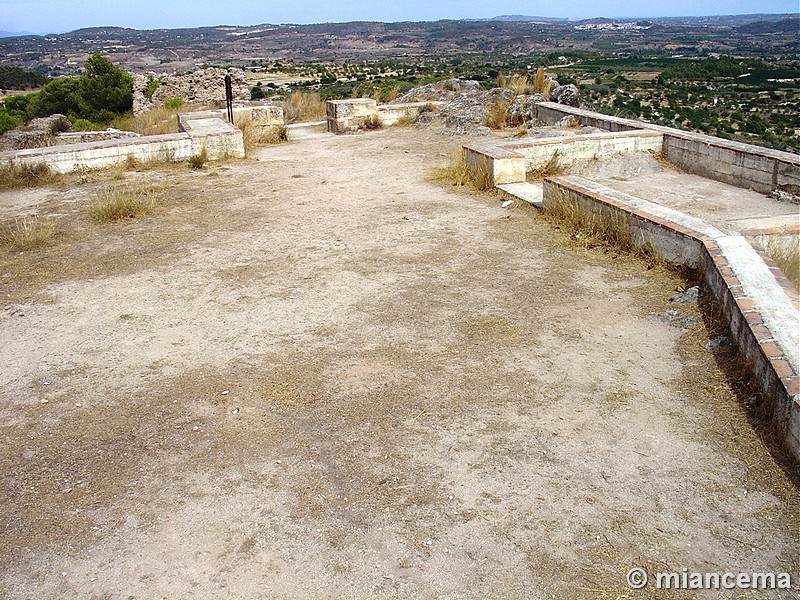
[327,99,445,133]
[509,130,663,172]
[534,102,800,195]
[0,111,244,174]
[464,129,664,186]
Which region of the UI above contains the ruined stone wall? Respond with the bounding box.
[132,68,250,114]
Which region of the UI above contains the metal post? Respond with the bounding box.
[224,74,233,124]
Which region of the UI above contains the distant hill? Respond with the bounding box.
[734,17,800,34]
[650,13,795,26]
[1,12,796,75]
[0,30,36,38]
[481,15,569,23]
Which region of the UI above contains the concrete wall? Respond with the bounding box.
[662,133,800,194]
[176,111,245,160]
[540,175,800,463]
[0,134,195,174]
[327,99,379,133]
[509,130,663,172]
[464,130,664,186]
[328,99,445,132]
[377,102,442,126]
[536,102,642,132]
[542,176,721,268]
[534,101,800,195]
[462,143,525,186]
[0,112,245,174]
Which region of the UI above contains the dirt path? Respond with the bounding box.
[1,127,798,598]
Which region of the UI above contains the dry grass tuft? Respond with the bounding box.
[188,147,209,170]
[89,183,162,222]
[0,163,56,190]
[533,66,554,96]
[765,236,800,290]
[236,113,288,155]
[429,148,493,192]
[112,105,185,136]
[527,152,567,181]
[543,189,670,270]
[1,216,57,250]
[362,114,384,131]
[497,74,529,96]
[487,74,530,130]
[283,92,326,124]
[353,84,402,104]
[485,99,511,130]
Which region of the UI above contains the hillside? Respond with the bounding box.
[0,14,795,75]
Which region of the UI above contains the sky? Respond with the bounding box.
[1,0,797,34]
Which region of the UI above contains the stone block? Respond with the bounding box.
[327,99,379,133]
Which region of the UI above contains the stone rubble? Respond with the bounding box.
[0,114,71,151]
[132,67,251,114]
[394,77,583,135]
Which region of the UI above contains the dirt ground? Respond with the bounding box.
[0,126,798,599]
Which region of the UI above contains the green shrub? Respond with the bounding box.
[188,147,209,169]
[145,77,160,99]
[164,96,183,109]
[0,108,22,135]
[70,118,101,131]
[2,54,132,127]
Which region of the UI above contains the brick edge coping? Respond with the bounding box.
[504,175,800,461]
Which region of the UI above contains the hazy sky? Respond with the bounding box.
[1,0,797,34]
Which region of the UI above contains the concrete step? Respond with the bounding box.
[496,182,543,208]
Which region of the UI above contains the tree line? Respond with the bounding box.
[0,54,132,134]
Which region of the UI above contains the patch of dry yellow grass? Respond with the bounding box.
[1,216,57,250]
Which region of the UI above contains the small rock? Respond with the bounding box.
[658,309,683,323]
[704,335,732,352]
[231,408,240,414]
[192,426,200,431]
[555,115,580,128]
[221,390,230,395]
[550,84,581,107]
[670,286,702,304]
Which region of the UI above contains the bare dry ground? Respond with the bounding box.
[0,127,798,599]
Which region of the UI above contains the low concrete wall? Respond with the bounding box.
[327,99,378,133]
[463,143,525,186]
[0,133,195,173]
[534,101,800,195]
[0,112,244,174]
[542,175,723,267]
[377,102,442,126]
[662,132,800,194]
[328,99,444,132]
[176,112,245,160]
[540,175,800,462]
[536,102,642,132]
[509,130,662,172]
[464,130,663,186]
